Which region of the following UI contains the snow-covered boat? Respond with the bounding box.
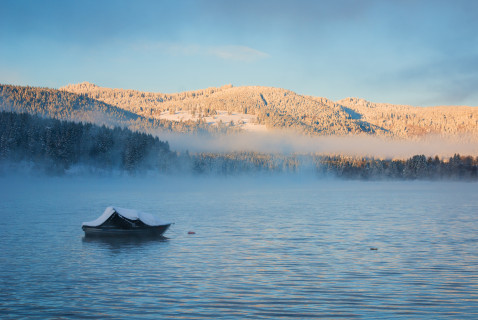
[82,207,171,237]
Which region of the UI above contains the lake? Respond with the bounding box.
[1,175,477,319]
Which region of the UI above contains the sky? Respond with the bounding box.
[1,0,477,106]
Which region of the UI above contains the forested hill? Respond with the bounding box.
[61,82,387,136]
[62,82,478,139]
[0,84,232,134]
[338,98,478,139]
[2,82,477,140]
[0,84,144,128]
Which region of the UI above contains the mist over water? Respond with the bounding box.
[160,131,478,158]
[1,175,478,319]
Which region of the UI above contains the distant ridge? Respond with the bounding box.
[0,84,143,127]
[61,82,387,136]
[1,82,476,140]
[0,84,234,134]
[62,82,478,139]
[338,97,478,138]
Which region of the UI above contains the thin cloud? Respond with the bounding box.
[133,41,268,62]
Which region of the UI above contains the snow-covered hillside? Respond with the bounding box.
[62,82,478,140]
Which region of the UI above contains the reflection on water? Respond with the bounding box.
[1,177,478,319]
[82,235,169,251]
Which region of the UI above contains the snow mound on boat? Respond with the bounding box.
[82,206,171,227]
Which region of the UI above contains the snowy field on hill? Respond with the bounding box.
[158,110,267,132]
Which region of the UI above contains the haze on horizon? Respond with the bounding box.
[1,0,478,107]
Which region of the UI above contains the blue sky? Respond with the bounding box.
[1,0,477,106]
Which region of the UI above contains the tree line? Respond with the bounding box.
[0,111,173,174]
[317,154,478,180]
[190,152,300,175]
[1,111,477,179]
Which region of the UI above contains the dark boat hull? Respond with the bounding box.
[82,224,171,237]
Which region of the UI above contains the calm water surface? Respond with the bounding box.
[1,175,477,319]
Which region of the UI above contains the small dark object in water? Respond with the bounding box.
[188,231,196,235]
[370,247,378,250]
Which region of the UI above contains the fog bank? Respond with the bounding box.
[160,131,478,158]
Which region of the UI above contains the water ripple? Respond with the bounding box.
[1,178,478,319]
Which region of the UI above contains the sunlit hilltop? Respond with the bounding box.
[61,82,478,140]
